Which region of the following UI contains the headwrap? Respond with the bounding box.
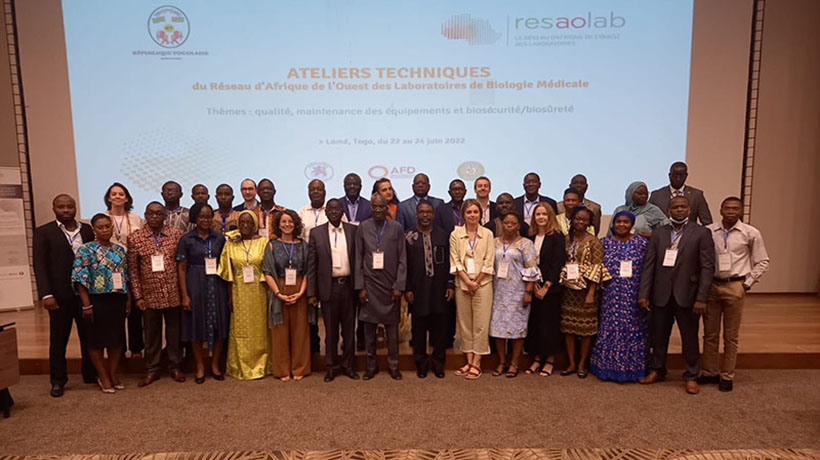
[610,181,669,234]
[612,210,636,226]
[225,209,258,242]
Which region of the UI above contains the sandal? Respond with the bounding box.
[492,362,508,377]
[97,379,115,394]
[539,360,555,377]
[454,363,472,377]
[505,364,519,378]
[465,364,482,380]
[525,359,543,375]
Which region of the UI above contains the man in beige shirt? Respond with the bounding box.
[699,196,769,392]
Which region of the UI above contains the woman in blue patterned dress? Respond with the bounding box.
[489,212,541,378]
[591,210,649,382]
[72,213,130,393]
[177,203,230,383]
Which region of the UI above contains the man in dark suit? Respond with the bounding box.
[638,196,715,394]
[486,193,530,237]
[33,194,96,397]
[396,173,444,231]
[649,161,712,225]
[307,199,360,382]
[514,172,558,223]
[433,179,466,234]
[432,179,466,349]
[340,173,372,224]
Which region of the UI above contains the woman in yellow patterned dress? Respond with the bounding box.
[218,210,271,380]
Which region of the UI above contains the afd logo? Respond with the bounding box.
[514,12,626,30]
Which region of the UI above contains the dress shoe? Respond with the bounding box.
[719,378,733,392]
[416,362,428,379]
[639,370,665,385]
[389,368,403,380]
[212,373,225,381]
[137,374,160,387]
[50,383,64,398]
[685,380,700,395]
[697,374,720,385]
[195,375,206,384]
[433,366,445,379]
[324,370,336,382]
[170,370,186,383]
[363,369,378,380]
[342,369,360,380]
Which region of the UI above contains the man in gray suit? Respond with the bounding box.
[638,196,715,394]
[396,173,444,231]
[649,162,712,225]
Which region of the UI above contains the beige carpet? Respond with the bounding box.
[0,449,819,460]
[2,371,819,455]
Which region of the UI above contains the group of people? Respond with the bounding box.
[33,161,769,397]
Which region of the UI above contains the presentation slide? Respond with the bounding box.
[61,1,694,217]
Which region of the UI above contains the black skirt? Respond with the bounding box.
[86,293,127,350]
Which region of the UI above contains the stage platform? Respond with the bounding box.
[1,293,818,374]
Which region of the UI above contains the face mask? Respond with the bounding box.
[669,216,689,226]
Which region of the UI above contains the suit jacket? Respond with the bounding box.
[482,201,498,225]
[649,185,713,225]
[514,194,558,219]
[638,223,715,308]
[33,221,95,303]
[557,198,602,235]
[396,195,445,231]
[339,196,372,223]
[306,222,357,302]
[433,200,464,234]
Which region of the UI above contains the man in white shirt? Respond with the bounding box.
[297,179,330,243]
[473,176,496,225]
[307,199,359,382]
[699,196,769,392]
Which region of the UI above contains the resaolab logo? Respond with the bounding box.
[513,11,626,30]
[441,14,501,45]
[148,6,189,48]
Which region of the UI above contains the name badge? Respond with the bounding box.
[718,253,732,272]
[566,263,580,281]
[497,261,509,279]
[372,251,384,270]
[112,272,124,291]
[205,257,218,275]
[620,260,633,278]
[242,265,255,283]
[663,249,678,267]
[151,254,165,272]
[465,257,476,275]
[285,267,297,286]
[332,249,343,268]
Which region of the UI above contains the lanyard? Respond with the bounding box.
[201,237,212,258]
[347,198,358,220]
[221,214,228,231]
[502,238,512,259]
[112,214,125,238]
[332,226,340,247]
[453,207,464,226]
[241,239,253,264]
[62,226,80,246]
[524,200,537,217]
[722,228,731,250]
[671,228,684,248]
[282,240,295,267]
[569,239,581,262]
[152,231,162,251]
[374,220,387,250]
[468,233,477,252]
